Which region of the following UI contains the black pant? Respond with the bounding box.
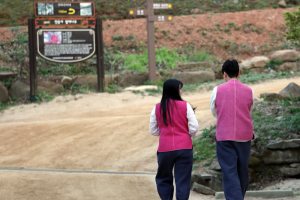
[156,149,193,200]
[217,141,251,200]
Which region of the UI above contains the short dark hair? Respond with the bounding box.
[222,60,239,78]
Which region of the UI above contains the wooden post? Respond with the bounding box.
[96,18,105,92]
[28,18,38,102]
[146,0,156,83]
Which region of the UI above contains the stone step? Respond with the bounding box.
[215,190,294,199]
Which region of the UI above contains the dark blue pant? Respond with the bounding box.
[217,141,251,200]
[156,149,193,200]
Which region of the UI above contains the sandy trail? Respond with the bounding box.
[0,77,300,199]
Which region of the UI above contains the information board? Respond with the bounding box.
[34,2,95,17]
[37,29,95,63]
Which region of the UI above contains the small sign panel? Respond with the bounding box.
[35,18,96,27]
[153,3,172,9]
[37,29,95,63]
[34,2,95,17]
[129,9,149,16]
[148,15,173,22]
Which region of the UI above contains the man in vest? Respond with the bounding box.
[209,60,254,200]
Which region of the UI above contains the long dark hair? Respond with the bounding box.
[160,79,184,126]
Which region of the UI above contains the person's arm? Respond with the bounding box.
[210,87,218,119]
[250,89,254,113]
[187,103,199,137]
[149,105,160,136]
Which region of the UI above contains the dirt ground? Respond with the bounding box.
[1,77,300,199]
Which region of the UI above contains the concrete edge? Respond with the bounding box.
[215,190,294,199]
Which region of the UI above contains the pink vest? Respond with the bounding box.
[215,80,254,141]
[155,100,192,152]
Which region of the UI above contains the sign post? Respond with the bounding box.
[29,2,105,101]
[129,1,173,83]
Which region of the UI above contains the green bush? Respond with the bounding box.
[112,35,123,41]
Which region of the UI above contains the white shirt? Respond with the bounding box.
[149,103,199,137]
[209,86,254,142]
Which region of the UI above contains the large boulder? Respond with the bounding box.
[172,71,215,85]
[192,183,216,195]
[76,75,113,90]
[259,93,285,101]
[0,82,9,103]
[263,148,300,164]
[38,82,64,94]
[209,129,216,138]
[280,166,300,176]
[9,78,30,99]
[177,62,214,71]
[240,56,269,70]
[271,50,299,62]
[267,139,300,150]
[61,76,73,86]
[277,62,298,72]
[191,174,207,188]
[0,72,18,81]
[279,82,300,99]
[251,56,270,68]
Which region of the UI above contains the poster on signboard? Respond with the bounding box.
[35,2,95,17]
[37,29,95,63]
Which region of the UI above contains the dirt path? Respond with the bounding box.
[1,77,300,199]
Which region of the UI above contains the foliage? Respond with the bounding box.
[266,60,284,69]
[284,7,300,44]
[0,0,294,26]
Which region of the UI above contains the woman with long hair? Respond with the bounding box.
[149,79,199,200]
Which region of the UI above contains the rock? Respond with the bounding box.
[76,75,113,90]
[291,134,300,139]
[263,148,300,164]
[259,93,285,101]
[0,82,9,103]
[0,72,18,81]
[206,175,223,191]
[290,163,300,168]
[191,8,201,14]
[279,82,300,99]
[172,71,215,85]
[240,59,253,70]
[9,78,30,99]
[191,174,207,188]
[249,168,259,183]
[233,0,238,3]
[278,0,287,8]
[61,76,73,86]
[271,50,298,62]
[267,139,300,150]
[209,129,216,138]
[280,167,300,176]
[251,56,270,68]
[240,56,269,69]
[177,62,214,71]
[192,182,216,195]
[116,73,161,87]
[277,62,298,72]
[38,82,64,94]
[210,161,222,171]
[248,156,261,168]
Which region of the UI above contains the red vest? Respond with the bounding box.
[155,100,192,152]
[215,80,254,141]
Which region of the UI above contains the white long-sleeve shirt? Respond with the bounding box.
[149,103,199,137]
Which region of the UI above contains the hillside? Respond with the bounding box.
[0,0,299,27]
